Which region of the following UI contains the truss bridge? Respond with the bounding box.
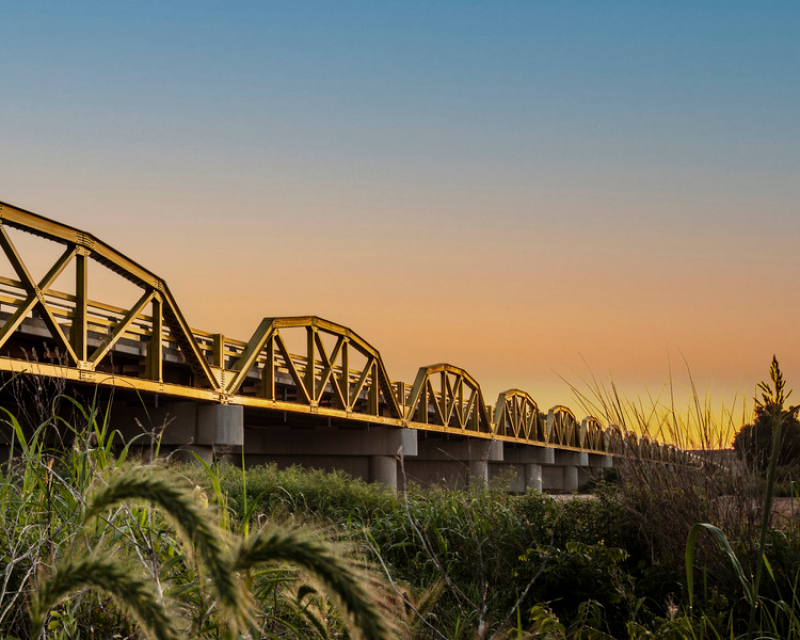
[0,200,695,491]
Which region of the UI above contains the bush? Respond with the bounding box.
[210,462,398,525]
[733,356,800,471]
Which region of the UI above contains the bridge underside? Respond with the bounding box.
[0,375,611,493]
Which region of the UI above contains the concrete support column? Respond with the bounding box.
[562,465,579,493]
[524,463,543,492]
[184,445,213,464]
[554,451,589,494]
[197,405,244,446]
[407,438,503,489]
[370,455,398,490]
[503,446,555,492]
[469,460,489,486]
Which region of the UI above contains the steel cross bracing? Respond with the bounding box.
[0,200,696,464]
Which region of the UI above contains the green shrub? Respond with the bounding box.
[733,356,800,471]
[200,462,399,526]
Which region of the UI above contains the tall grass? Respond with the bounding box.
[566,360,800,639]
[563,360,744,451]
[0,377,394,640]
[4,360,800,639]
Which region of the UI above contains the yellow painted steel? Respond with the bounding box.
[0,199,698,464]
[546,405,579,447]
[580,416,606,451]
[405,363,491,433]
[495,389,541,440]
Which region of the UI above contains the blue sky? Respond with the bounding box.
[2,2,799,430]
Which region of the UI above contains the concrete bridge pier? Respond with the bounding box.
[195,405,244,463]
[469,459,489,485]
[544,451,589,493]
[112,401,244,463]
[370,453,400,488]
[500,446,556,492]
[402,436,503,489]
[239,424,418,492]
[525,462,543,491]
[586,453,614,484]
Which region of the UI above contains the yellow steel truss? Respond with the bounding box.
[580,416,606,451]
[404,364,491,433]
[546,405,579,447]
[495,389,542,440]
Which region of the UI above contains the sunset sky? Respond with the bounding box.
[2,2,799,440]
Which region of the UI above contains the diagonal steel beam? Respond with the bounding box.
[274,333,312,405]
[227,318,276,395]
[314,333,346,408]
[349,355,375,406]
[89,289,155,365]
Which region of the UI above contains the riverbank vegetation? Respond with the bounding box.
[1,360,799,638]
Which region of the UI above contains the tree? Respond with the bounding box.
[733,356,800,470]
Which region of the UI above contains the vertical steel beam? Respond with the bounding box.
[439,371,447,423]
[458,377,465,428]
[394,381,405,415]
[415,381,429,423]
[145,294,163,382]
[341,338,350,409]
[72,251,88,362]
[306,326,316,403]
[212,334,225,368]
[368,361,379,415]
[261,335,275,399]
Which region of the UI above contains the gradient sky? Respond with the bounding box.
[2,2,799,442]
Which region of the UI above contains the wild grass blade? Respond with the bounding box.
[748,416,783,637]
[0,407,30,457]
[231,526,391,640]
[30,554,181,640]
[686,522,754,609]
[84,467,250,630]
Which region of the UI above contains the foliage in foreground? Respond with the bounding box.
[733,355,800,471]
[193,458,800,639]
[0,391,395,640]
[4,355,800,638]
